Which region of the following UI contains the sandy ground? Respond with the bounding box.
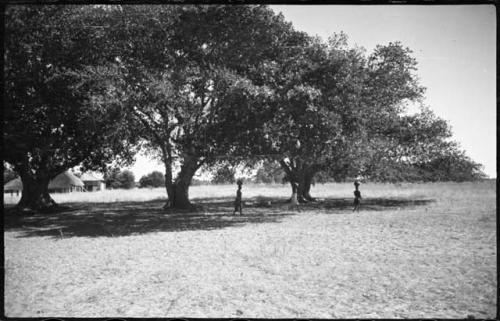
[4,181,496,318]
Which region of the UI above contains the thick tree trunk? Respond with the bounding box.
[280,159,297,204]
[298,169,316,202]
[296,169,308,203]
[17,173,56,210]
[280,158,306,204]
[290,181,299,206]
[285,161,316,204]
[173,180,191,209]
[163,159,175,208]
[164,156,199,209]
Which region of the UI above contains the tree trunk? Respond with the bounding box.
[173,180,191,209]
[165,156,199,209]
[290,181,299,206]
[289,161,316,203]
[280,158,315,204]
[298,169,316,202]
[280,159,299,204]
[17,173,56,210]
[163,157,175,208]
[297,168,308,203]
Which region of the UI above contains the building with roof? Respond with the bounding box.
[48,171,84,193]
[80,173,106,192]
[4,178,22,196]
[3,171,84,195]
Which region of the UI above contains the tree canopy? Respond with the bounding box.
[241,37,431,201]
[95,5,306,208]
[4,5,485,211]
[104,168,136,189]
[4,5,138,209]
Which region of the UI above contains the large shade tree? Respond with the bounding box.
[272,35,371,202]
[254,36,478,201]
[101,5,306,208]
[5,5,483,211]
[4,5,138,210]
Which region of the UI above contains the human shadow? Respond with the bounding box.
[4,196,434,239]
[305,197,434,212]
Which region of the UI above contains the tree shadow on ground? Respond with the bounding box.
[308,197,434,212]
[4,196,434,239]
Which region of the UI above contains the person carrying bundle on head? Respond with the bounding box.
[353,178,362,212]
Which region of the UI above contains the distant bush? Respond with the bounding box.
[104,167,121,189]
[104,168,136,189]
[116,170,136,189]
[192,179,212,186]
[139,171,165,188]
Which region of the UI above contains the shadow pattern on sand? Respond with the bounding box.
[4,196,434,239]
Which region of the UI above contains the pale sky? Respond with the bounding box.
[129,5,496,179]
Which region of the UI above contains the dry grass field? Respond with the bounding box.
[3,180,497,318]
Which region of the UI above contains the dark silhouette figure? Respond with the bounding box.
[233,180,243,215]
[353,180,362,212]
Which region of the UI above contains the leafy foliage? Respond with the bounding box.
[139,171,165,188]
[103,167,121,189]
[249,37,429,199]
[103,5,304,207]
[3,163,18,183]
[412,147,486,182]
[104,168,135,189]
[116,170,136,189]
[249,35,484,195]
[4,5,138,208]
[4,5,484,210]
[212,166,236,185]
[254,161,286,184]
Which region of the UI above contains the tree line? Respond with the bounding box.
[4,5,485,210]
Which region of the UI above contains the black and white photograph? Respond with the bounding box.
[3,3,496,318]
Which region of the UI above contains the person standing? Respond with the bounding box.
[353,179,362,212]
[233,180,243,215]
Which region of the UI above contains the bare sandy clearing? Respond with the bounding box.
[4,181,496,318]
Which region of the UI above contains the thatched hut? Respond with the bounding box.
[4,178,22,196]
[48,171,84,193]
